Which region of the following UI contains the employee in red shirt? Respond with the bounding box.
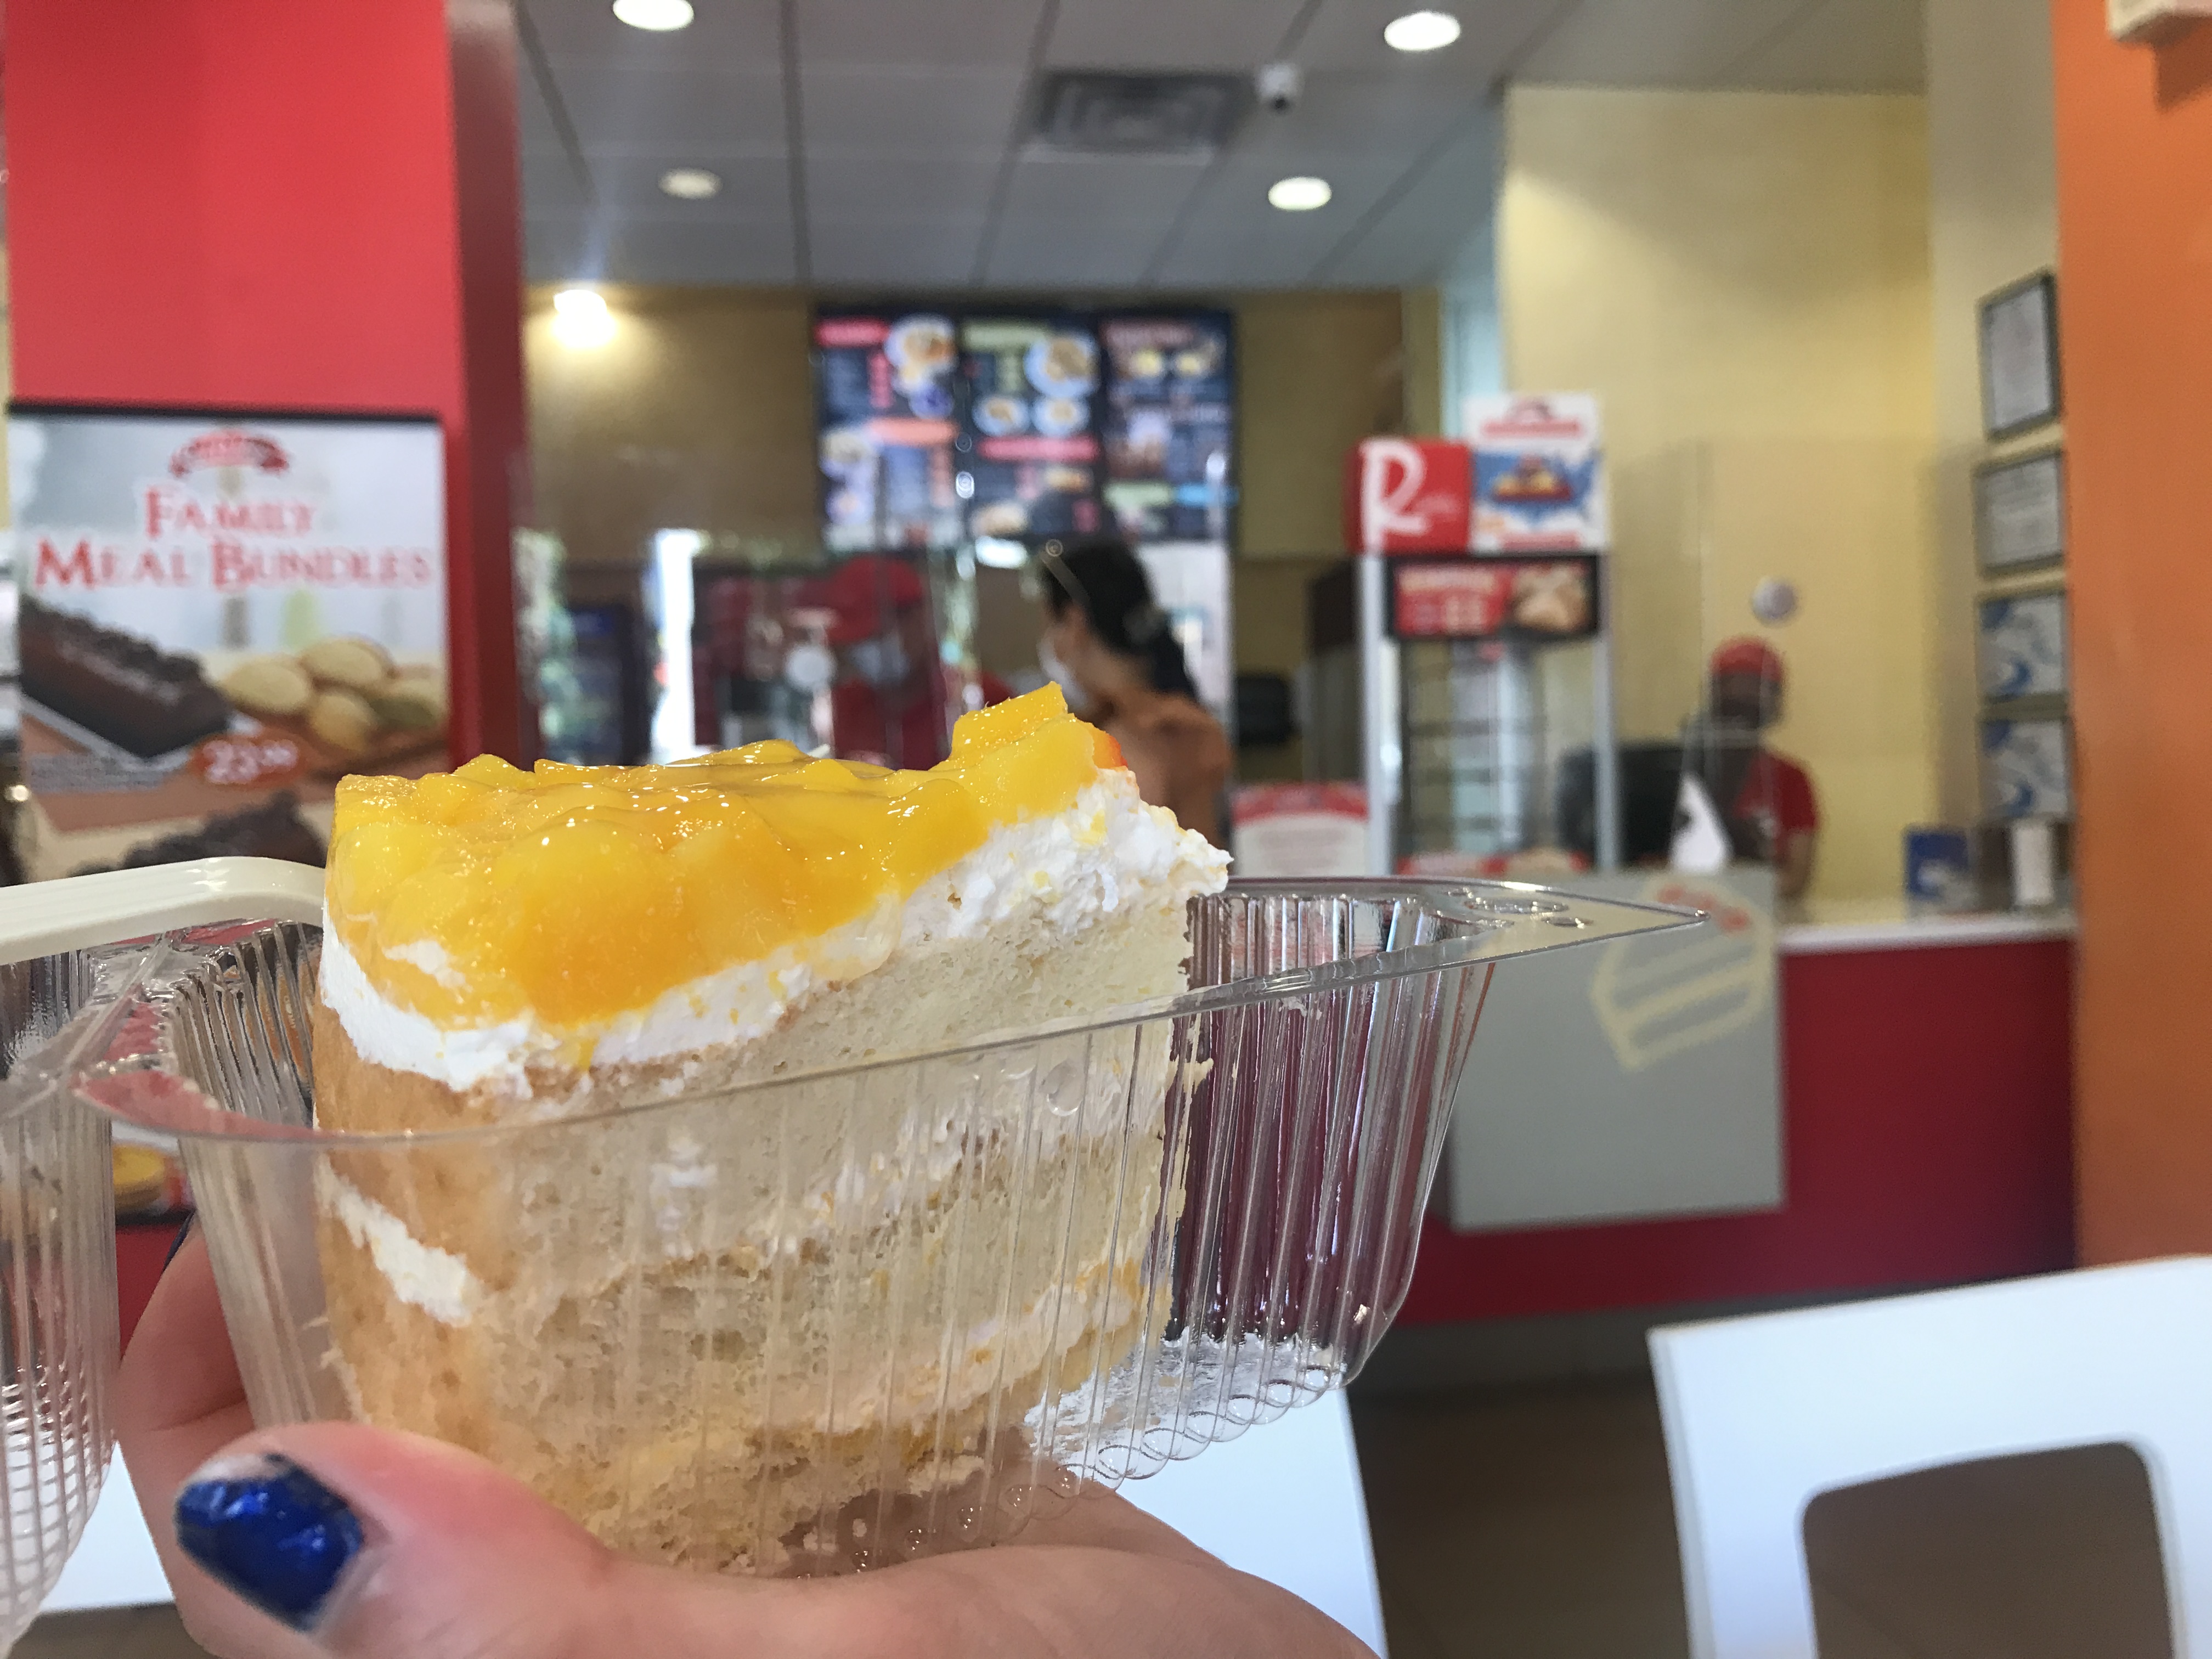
[1696,636,1820,899]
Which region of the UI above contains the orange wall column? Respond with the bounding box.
[2052,1,2212,1260]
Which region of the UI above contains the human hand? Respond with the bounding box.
[119,1231,1376,1659]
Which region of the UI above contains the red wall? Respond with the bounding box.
[1399,941,2076,1324]
[4,0,527,760]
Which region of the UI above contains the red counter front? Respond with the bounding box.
[1400,925,2076,1325]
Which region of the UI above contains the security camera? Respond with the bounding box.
[1256,61,1302,114]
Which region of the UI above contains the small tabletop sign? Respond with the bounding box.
[1231,783,1372,878]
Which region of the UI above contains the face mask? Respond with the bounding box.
[848,635,911,689]
[1039,639,1092,715]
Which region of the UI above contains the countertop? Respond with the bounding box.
[1776,899,2077,956]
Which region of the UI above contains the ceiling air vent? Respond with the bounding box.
[1031,71,1250,155]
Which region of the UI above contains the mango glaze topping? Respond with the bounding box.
[328,686,1123,1030]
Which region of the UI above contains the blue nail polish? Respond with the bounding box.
[174,1454,364,1630]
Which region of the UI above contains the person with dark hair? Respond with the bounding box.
[1038,538,1229,845]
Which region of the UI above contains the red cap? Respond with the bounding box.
[1708,636,1785,686]
[823,555,926,645]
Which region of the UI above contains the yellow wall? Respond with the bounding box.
[1926,0,2059,823]
[1500,85,1938,902]
[526,287,817,567]
[526,287,1407,570]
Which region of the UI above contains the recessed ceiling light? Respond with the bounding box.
[551,287,616,347]
[1268,176,1332,211]
[612,0,693,31]
[1383,10,1462,51]
[659,167,723,200]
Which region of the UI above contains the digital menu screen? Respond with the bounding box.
[1101,312,1234,543]
[957,317,1104,543]
[813,312,963,554]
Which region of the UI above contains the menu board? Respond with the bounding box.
[8,404,445,856]
[958,316,1104,543]
[814,312,963,554]
[1101,313,1234,543]
[1389,556,1600,641]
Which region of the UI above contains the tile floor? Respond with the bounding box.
[19,1374,2172,1658]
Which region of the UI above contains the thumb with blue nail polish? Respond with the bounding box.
[173,1453,364,1633]
[122,1233,1376,1658]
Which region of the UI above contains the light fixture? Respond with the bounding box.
[658,167,723,200]
[1383,10,1462,51]
[974,537,1028,571]
[551,286,616,348]
[1268,176,1332,211]
[612,0,693,30]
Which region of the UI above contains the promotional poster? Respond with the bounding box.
[9,407,447,861]
[1464,394,1609,553]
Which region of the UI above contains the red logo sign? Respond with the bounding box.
[168,431,290,478]
[1343,439,1471,555]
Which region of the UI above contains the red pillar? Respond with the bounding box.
[3,0,530,762]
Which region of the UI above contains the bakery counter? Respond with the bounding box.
[1404,899,2076,1327]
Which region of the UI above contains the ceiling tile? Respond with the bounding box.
[521,0,785,67]
[1296,0,1556,74]
[805,151,1005,219]
[582,150,794,214]
[980,214,1166,285]
[1318,117,1497,286]
[998,153,1212,218]
[524,215,595,284]
[527,211,799,284]
[1733,0,1926,92]
[522,148,595,215]
[800,67,1029,146]
[522,0,1926,289]
[1042,0,1306,68]
[1521,0,1814,87]
[809,217,991,286]
[549,57,788,149]
[1233,69,1478,157]
[796,0,1048,69]
[517,44,572,153]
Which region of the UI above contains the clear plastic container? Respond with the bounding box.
[58,877,1689,1578]
[0,950,120,1650]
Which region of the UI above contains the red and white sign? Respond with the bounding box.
[1232,782,1373,878]
[1392,562,1512,636]
[1343,438,1471,555]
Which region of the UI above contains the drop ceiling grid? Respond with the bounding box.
[518,0,1925,291]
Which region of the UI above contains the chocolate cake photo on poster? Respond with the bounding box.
[5,404,446,875]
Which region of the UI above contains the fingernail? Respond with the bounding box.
[174,1453,364,1630]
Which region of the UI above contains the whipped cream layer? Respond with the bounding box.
[321,772,1227,1096]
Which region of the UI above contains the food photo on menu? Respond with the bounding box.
[960,315,1104,542]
